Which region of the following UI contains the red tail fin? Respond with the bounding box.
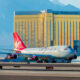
[13,32,26,50]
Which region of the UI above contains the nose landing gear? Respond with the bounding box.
[65,55,77,63]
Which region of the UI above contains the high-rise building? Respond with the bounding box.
[14,9,80,51]
[14,10,53,48]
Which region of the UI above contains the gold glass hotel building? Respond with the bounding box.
[14,9,80,51]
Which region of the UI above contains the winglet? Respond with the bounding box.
[13,32,26,50]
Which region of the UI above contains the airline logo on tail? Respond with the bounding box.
[13,32,26,50]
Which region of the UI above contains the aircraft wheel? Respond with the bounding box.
[66,59,72,63]
[37,59,48,63]
[14,55,17,59]
[52,60,56,63]
[66,60,71,63]
[37,60,43,63]
[73,55,77,59]
[43,59,49,63]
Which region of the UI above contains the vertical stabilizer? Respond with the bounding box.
[13,32,26,50]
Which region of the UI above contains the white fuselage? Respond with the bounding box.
[20,46,75,58]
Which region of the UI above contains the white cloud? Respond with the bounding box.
[49,0,54,2]
[49,0,80,8]
[49,0,65,6]
[59,0,80,8]
[49,0,59,4]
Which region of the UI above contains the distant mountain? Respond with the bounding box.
[63,4,80,11]
[15,0,80,11]
[50,4,80,11]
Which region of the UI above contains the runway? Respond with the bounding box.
[0,67,80,80]
[0,69,80,77]
[0,76,80,80]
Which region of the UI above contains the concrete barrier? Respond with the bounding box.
[0,62,80,70]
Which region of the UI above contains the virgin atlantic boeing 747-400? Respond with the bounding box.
[11,32,77,63]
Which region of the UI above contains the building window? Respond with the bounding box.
[58,20,59,45]
[46,20,48,47]
[76,22,77,40]
[73,21,74,44]
[70,21,71,46]
[50,41,53,46]
[22,21,23,41]
[37,20,38,47]
[54,21,56,45]
[61,20,62,45]
[67,21,68,45]
[25,21,26,45]
[18,21,20,36]
[64,21,65,45]
[34,20,35,48]
[28,21,29,48]
[31,21,32,47]
[50,19,51,44]
[79,22,80,40]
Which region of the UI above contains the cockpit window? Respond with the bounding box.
[68,46,71,48]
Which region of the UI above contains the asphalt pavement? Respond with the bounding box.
[0,66,80,80]
[0,76,80,80]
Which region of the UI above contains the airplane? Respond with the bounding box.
[11,32,77,63]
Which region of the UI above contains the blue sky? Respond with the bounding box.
[0,0,80,49]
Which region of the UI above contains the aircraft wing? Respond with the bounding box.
[0,51,54,58]
[0,49,21,53]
